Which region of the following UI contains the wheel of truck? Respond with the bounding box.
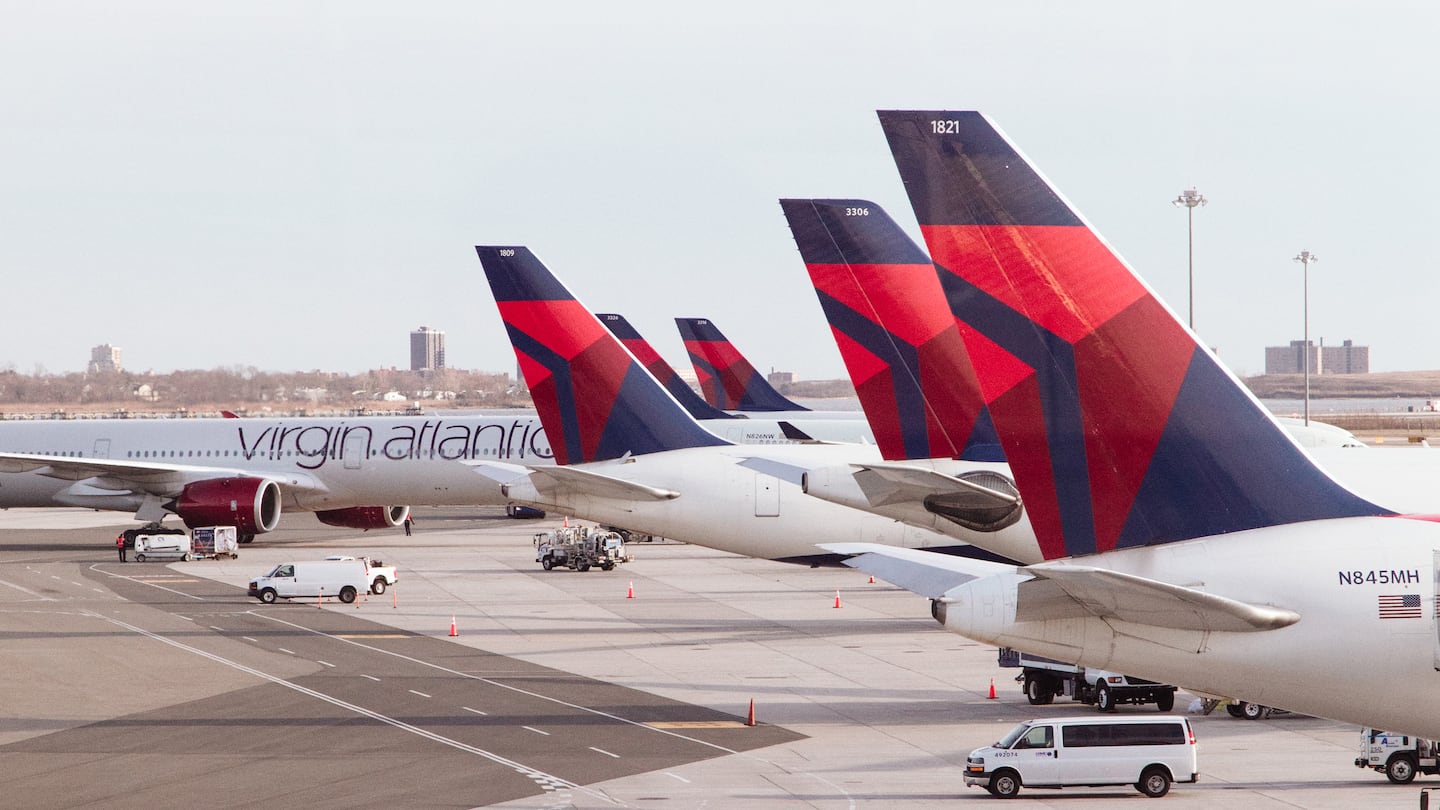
[1225,703,1244,718]
[181,553,191,562]
[1387,754,1418,784]
[542,557,553,570]
[577,561,591,572]
[339,586,357,604]
[1154,691,1175,712]
[259,588,277,604]
[990,769,1022,798]
[1136,766,1172,797]
[1241,701,1266,720]
[371,578,387,595]
[601,563,614,571]
[1024,675,1053,706]
[136,553,146,563]
[1096,683,1117,712]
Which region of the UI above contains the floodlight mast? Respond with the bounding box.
[1172,187,1207,330]
[1293,249,1319,426]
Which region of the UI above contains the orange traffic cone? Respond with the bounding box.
[745,698,756,727]
[392,588,398,609]
[449,615,458,637]
[833,589,842,609]
[867,575,875,584]
[988,677,997,700]
[626,581,635,599]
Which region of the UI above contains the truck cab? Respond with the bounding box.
[1356,728,1440,783]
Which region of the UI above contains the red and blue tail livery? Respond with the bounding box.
[878,110,1389,559]
[477,247,728,465]
[675,317,809,412]
[596,313,737,422]
[780,198,1002,464]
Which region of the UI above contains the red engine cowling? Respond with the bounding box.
[314,506,410,531]
[173,477,282,534]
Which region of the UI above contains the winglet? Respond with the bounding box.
[596,313,737,421]
[780,198,1002,463]
[675,317,809,412]
[878,110,1389,559]
[477,247,729,465]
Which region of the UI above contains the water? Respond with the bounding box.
[1260,398,1440,417]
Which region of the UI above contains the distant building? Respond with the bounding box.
[410,326,445,371]
[1264,338,1369,375]
[88,344,122,374]
[767,370,796,387]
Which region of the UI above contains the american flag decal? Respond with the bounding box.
[1379,594,1423,619]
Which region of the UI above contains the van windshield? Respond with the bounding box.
[996,722,1031,749]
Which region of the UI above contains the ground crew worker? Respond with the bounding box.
[403,516,413,536]
[116,533,127,562]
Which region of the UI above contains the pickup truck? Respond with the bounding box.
[325,555,398,594]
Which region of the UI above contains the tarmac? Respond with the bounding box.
[0,506,1429,808]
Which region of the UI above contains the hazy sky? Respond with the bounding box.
[3,2,1437,378]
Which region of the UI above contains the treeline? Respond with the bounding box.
[0,367,531,413]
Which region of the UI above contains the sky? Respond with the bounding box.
[2,1,1437,379]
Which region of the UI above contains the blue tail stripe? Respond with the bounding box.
[961,407,1005,463]
[503,323,585,464]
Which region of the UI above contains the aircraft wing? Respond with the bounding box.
[0,452,326,496]
[1018,565,1300,632]
[846,462,1019,509]
[471,461,681,504]
[820,542,1016,598]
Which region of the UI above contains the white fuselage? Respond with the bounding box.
[938,516,1440,738]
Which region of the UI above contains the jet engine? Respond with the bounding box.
[173,477,282,535]
[314,505,411,531]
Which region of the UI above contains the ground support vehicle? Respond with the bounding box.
[248,559,368,604]
[964,715,1199,798]
[1000,648,1177,712]
[534,526,628,571]
[133,531,191,562]
[324,555,398,594]
[189,526,239,559]
[1356,728,1440,783]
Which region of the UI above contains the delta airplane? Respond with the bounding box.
[675,317,811,412]
[599,312,879,446]
[472,245,1018,564]
[821,109,1440,738]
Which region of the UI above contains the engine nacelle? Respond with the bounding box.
[173,477,282,535]
[314,505,410,531]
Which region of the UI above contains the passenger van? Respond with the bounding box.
[248,559,368,604]
[964,715,1198,798]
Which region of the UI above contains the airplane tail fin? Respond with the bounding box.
[780,198,1002,463]
[877,110,1389,559]
[675,317,810,412]
[596,313,738,421]
[477,247,729,465]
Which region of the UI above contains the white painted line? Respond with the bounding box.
[69,581,85,588]
[209,626,224,632]
[83,610,606,803]
[462,706,488,716]
[361,674,381,682]
[0,577,52,600]
[241,636,258,643]
[589,747,620,759]
[665,772,691,783]
[318,660,335,668]
[522,726,550,736]
[179,615,194,622]
[277,648,295,655]
[409,689,432,698]
[91,588,105,594]
[50,575,61,580]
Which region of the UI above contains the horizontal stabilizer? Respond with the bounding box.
[737,456,808,486]
[849,462,1017,509]
[820,542,1015,599]
[519,464,681,502]
[1019,565,1301,632]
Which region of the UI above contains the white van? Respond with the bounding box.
[964,715,1198,798]
[134,532,191,562]
[248,559,369,604]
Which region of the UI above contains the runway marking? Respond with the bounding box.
[0,577,53,600]
[277,648,295,655]
[589,747,620,758]
[664,772,691,783]
[242,636,258,643]
[209,626,224,632]
[318,660,335,668]
[88,565,205,601]
[462,706,488,716]
[335,633,409,639]
[523,726,550,736]
[84,610,611,805]
[257,612,751,756]
[409,689,432,698]
[362,674,381,682]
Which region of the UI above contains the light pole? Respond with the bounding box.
[1293,250,1319,426]
[1172,187,1207,330]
